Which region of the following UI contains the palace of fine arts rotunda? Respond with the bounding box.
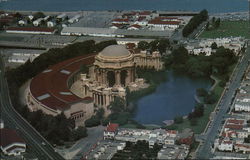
[27,44,163,126]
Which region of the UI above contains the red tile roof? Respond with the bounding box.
[129,24,142,29]
[137,16,146,21]
[106,123,119,132]
[235,144,250,149]
[222,131,237,138]
[112,18,129,22]
[224,124,243,130]
[30,54,95,110]
[6,145,26,152]
[223,140,233,144]
[111,23,123,28]
[166,130,177,135]
[139,11,151,16]
[7,27,56,33]
[227,119,244,125]
[0,128,25,148]
[155,17,179,20]
[122,12,137,17]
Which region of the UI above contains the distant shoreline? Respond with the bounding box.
[1,9,248,16]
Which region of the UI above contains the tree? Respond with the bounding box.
[138,41,149,50]
[196,88,208,97]
[188,103,204,119]
[85,115,101,127]
[172,46,189,64]
[157,39,170,54]
[96,108,104,119]
[109,97,126,113]
[244,135,250,143]
[205,21,210,31]
[211,42,218,49]
[70,126,87,141]
[212,17,215,23]
[215,18,220,28]
[13,12,23,20]
[33,12,45,19]
[204,92,217,104]
[174,116,183,124]
[149,40,159,51]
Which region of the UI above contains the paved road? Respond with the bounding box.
[196,41,250,159]
[0,54,64,160]
[171,20,208,42]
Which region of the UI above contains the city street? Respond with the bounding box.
[0,54,64,160]
[196,41,250,159]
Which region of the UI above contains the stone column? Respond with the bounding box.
[116,70,121,86]
[104,70,108,87]
[104,95,106,106]
[126,69,131,85]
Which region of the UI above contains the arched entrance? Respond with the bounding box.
[120,70,127,87]
[107,71,115,87]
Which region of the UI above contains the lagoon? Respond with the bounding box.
[133,70,211,125]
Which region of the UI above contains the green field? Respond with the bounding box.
[200,20,250,39]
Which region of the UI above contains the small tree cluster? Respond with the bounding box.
[188,103,204,120]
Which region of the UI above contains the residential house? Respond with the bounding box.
[103,123,119,140]
[0,128,26,156]
[127,24,142,30]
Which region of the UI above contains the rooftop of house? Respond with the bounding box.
[0,128,25,148]
[105,123,119,132]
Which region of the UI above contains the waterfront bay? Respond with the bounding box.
[133,70,211,125]
[0,0,247,13]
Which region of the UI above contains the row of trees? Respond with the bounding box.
[182,9,209,37]
[6,40,117,145]
[7,40,117,88]
[206,17,221,31]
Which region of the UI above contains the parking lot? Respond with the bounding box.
[70,11,120,28]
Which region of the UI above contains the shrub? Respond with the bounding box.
[196,88,208,97]
[174,116,184,124]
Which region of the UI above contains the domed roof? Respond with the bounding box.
[99,45,130,58]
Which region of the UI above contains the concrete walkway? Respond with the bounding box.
[209,75,220,92]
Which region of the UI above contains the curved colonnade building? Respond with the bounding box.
[27,45,163,126]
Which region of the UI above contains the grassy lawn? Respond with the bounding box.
[120,124,138,129]
[166,76,224,134]
[200,20,250,39]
